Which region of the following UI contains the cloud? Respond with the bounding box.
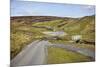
[83,5,95,10]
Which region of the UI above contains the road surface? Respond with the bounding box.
[11,40,95,67]
[11,40,52,67]
[50,44,95,58]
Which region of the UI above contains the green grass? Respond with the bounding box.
[11,15,95,60]
[48,16,95,51]
[11,22,47,59]
[32,16,95,42]
[11,31,35,59]
[32,20,63,27]
[47,47,93,64]
[32,19,64,31]
[60,16,95,35]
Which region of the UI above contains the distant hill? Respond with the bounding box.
[11,15,95,41]
[11,15,95,59]
[10,16,78,23]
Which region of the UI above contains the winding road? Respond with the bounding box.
[51,44,95,58]
[11,40,52,67]
[11,40,95,67]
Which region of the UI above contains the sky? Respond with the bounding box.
[11,0,95,18]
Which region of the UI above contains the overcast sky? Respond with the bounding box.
[11,0,95,18]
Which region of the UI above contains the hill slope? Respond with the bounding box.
[11,15,95,59]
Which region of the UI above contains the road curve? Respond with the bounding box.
[11,40,95,67]
[11,40,51,67]
[50,44,95,59]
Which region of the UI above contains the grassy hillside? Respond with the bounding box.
[11,15,95,60]
[10,21,46,59]
[32,15,95,43]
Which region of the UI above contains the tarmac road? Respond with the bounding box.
[11,40,95,67]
